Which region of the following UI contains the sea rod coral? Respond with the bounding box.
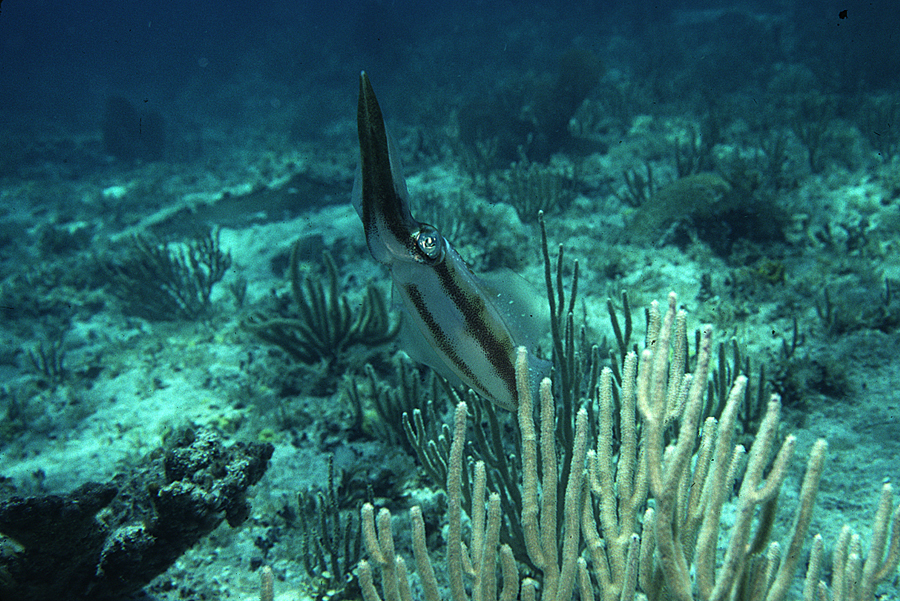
[358,294,900,601]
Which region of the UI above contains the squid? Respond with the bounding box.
[353,72,548,411]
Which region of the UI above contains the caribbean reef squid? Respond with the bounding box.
[353,72,548,411]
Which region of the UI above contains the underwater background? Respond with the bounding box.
[1,0,899,599]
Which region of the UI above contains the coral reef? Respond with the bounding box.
[0,429,272,601]
[4,4,900,599]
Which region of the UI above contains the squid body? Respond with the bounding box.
[353,72,548,411]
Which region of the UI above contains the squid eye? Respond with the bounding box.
[415,226,444,262]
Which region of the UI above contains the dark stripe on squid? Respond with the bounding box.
[431,260,519,403]
[403,283,480,387]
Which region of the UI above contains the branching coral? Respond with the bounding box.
[244,243,397,365]
[106,228,231,321]
[296,456,362,598]
[358,295,900,601]
[503,160,576,222]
